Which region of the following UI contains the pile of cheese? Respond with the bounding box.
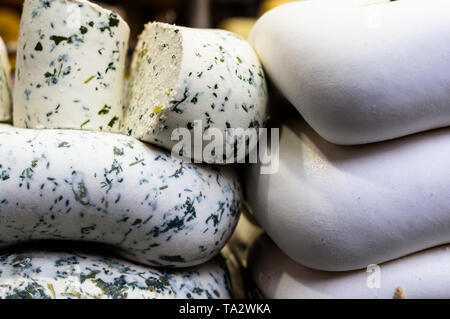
[0,0,269,299]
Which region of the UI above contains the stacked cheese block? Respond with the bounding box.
[0,0,268,299]
[243,0,450,298]
[0,37,12,122]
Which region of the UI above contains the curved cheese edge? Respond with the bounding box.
[13,0,130,133]
[245,116,450,271]
[0,37,12,122]
[249,235,450,299]
[0,124,241,268]
[0,244,232,299]
[125,22,268,163]
[250,0,450,145]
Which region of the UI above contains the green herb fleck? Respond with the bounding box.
[80,120,90,128]
[34,42,43,51]
[84,75,95,84]
[108,116,119,127]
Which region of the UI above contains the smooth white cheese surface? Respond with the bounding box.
[249,235,450,299]
[14,0,130,132]
[245,116,450,271]
[125,22,268,163]
[0,124,241,268]
[250,0,450,145]
[0,37,11,122]
[0,244,232,299]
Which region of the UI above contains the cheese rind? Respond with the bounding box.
[250,0,450,145]
[0,124,241,268]
[249,235,450,299]
[245,117,450,271]
[125,22,268,163]
[13,0,130,132]
[0,37,11,122]
[0,244,232,299]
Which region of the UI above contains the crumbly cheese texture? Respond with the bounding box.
[0,124,241,268]
[13,0,130,132]
[125,22,268,163]
[0,37,12,122]
[0,245,232,299]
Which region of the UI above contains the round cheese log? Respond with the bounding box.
[14,0,130,133]
[250,0,450,145]
[125,22,268,163]
[0,124,241,268]
[0,37,11,122]
[0,244,232,299]
[249,235,450,299]
[245,117,450,271]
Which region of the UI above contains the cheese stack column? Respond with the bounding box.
[14,0,130,132]
[125,22,268,163]
[0,37,12,122]
[0,245,233,299]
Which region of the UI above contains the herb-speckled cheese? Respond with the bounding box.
[0,244,233,299]
[125,22,268,163]
[0,37,12,122]
[0,124,241,268]
[13,0,130,133]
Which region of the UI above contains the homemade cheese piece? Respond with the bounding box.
[0,37,11,122]
[125,22,268,163]
[245,117,450,271]
[250,0,450,145]
[249,235,450,299]
[14,0,130,132]
[0,124,241,268]
[0,244,232,299]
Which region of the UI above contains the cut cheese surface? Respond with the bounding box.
[125,22,268,163]
[14,0,130,132]
[0,243,232,299]
[0,124,241,268]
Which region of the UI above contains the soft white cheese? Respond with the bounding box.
[14,0,130,133]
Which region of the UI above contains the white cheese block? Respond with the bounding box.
[0,244,232,299]
[245,117,450,271]
[125,22,268,163]
[0,37,11,122]
[0,124,241,268]
[13,0,130,132]
[250,0,450,145]
[249,235,450,299]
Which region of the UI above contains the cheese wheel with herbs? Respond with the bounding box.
[14,0,130,133]
[0,243,232,299]
[0,124,241,268]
